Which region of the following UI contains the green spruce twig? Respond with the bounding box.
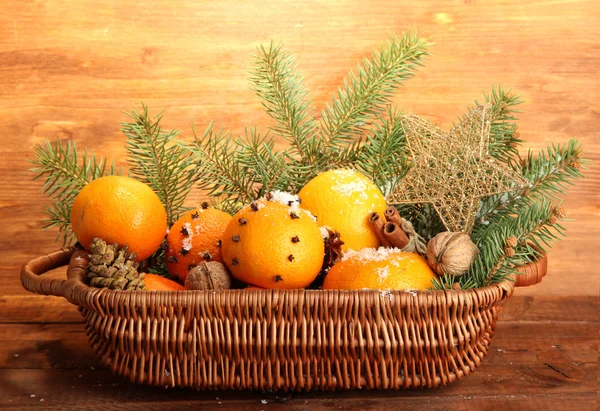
[122,104,200,225]
[320,30,430,167]
[356,107,409,194]
[477,139,584,225]
[235,127,290,197]
[249,42,321,188]
[183,31,431,212]
[435,199,568,290]
[30,139,119,245]
[182,123,256,214]
[472,87,524,165]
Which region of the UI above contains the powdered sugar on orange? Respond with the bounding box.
[341,246,403,262]
[323,249,436,291]
[259,192,317,222]
[298,169,388,251]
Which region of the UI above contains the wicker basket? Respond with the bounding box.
[20,246,545,391]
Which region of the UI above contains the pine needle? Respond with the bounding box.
[320,29,430,166]
[356,107,409,194]
[30,139,119,245]
[249,41,320,187]
[122,104,200,225]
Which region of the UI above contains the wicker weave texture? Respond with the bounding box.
[21,247,516,391]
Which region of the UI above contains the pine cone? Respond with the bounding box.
[86,238,146,290]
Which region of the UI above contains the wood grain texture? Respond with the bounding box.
[0,1,599,406]
[1,0,599,297]
[0,296,596,409]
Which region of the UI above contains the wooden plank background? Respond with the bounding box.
[0,2,598,408]
[1,0,598,300]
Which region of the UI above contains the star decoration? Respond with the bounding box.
[387,104,527,234]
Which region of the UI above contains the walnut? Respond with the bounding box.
[184,261,232,290]
[426,232,478,276]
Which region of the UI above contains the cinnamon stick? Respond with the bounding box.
[368,212,392,247]
[384,206,403,225]
[383,222,410,249]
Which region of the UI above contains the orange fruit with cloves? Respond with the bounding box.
[221,193,324,289]
[165,204,232,283]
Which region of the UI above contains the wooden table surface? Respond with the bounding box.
[1,0,598,409]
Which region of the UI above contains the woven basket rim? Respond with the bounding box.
[56,247,516,310]
[70,247,514,292]
[21,246,516,310]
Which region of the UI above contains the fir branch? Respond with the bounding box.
[477,139,584,225]
[235,128,290,197]
[182,123,256,213]
[472,87,524,165]
[30,139,118,245]
[249,42,320,169]
[446,199,566,290]
[320,30,430,166]
[41,197,77,245]
[31,139,116,199]
[122,104,199,225]
[356,108,409,194]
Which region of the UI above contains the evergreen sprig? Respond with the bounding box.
[249,42,320,188]
[473,87,523,165]
[122,104,199,225]
[30,139,119,245]
[356,108,409,194]
[437,138,584,290]
[183,30,429,210]
[477,139,584,226]
[320,31,430,167]
[434,199,566,290]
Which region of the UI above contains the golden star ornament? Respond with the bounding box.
[387,104,527,234]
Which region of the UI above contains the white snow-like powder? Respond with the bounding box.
[268,190,300,207]
[319,226,332,238]
[377,266,390,282]
[341,247,403,262]
[182,222,194,251]
[331,169,356,177]
[263,191,317,221]
[332,180,369,200]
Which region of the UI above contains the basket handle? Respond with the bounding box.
[20,246,88,299]
[515,253,548,287]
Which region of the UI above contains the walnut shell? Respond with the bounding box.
[426,232,478,276]
[185,261,232,290]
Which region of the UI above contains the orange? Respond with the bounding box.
[143,274,185,291]
[165,206,232,282]
[221,195,324,289]
[323,248,436,290]
[298,169,387,251]
[71,176,167,261]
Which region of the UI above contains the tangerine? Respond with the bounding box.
[70,176,167,261]
[298,169,387,251]
[221,193,324,289]
[322,248,436,290]
[165,206,232,282]
[143,273,185,291]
